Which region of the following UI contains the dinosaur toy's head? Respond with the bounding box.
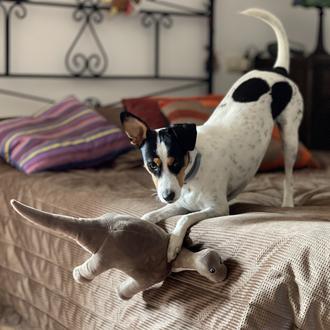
[195,249,228,283]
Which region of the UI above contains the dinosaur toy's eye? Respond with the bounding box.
[209,267,216,273]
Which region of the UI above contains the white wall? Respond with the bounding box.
[0,0,329,116]
[216,0,330,93]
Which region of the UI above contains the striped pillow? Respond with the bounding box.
[0,96,131,174]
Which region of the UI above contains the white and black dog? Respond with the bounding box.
[121,9,303,262]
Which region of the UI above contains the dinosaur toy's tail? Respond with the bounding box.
[11,199,105,253]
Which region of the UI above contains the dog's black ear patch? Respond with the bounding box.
[232,78,270,103]
[171,124,197,152]
[271,82,293,118]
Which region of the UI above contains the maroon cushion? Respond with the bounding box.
[122,98,168,129]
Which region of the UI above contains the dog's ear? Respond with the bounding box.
[171,123,197,152]
[120,111,149,148]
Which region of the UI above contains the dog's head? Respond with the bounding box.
[121,111,197,204]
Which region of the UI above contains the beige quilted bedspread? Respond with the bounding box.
[0,153,330,330]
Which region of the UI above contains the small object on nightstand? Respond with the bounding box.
[293,0,330,56]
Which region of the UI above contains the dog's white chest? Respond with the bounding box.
[178,93,275,211]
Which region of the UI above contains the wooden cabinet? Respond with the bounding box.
[253,55,330,150]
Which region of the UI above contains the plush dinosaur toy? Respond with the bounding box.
[11,200,227,300]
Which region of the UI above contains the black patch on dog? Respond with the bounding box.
[271,82,293,118]
[158,124,196,175]
[258,67,289,78]
[232,78,270,103]
[141,130,162,177]
[170,124,197,152]
[271,66,289,77]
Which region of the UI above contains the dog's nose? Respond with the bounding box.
[163,190,175,203]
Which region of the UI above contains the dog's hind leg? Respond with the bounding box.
[276,90,303,208]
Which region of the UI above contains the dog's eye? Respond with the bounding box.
[148,162,158,171]
[172,161,180,168]
[209,267,216,273]
[171,161,182,171]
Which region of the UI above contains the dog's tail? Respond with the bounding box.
[241,8,290,73]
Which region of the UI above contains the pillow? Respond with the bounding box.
[259,125,318,171]
[157,95,224,125]
[95,105,124,129]
[158,95,317,171]
[0,96,132,174]
[111,149,143,171]
[122,97,168,129]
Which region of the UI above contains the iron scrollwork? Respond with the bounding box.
[7,1,27,20]
[0,0,28,19]
[65,0,108,77]
[140,12,173,77]
[0,0,214,94]
[2,0,28,75]
[140,12,173,29]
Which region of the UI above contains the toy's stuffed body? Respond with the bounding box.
[11,200,227,300]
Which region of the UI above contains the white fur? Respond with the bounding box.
[142,8,303,261]
[241,8,290,71]
[156,141,181,203]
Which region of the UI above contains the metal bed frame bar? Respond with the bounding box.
[0,0,215,104]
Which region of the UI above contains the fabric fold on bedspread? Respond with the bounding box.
[0,153,330,329]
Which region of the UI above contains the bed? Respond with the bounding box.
[1,1,330,329]
[0,152,330,329]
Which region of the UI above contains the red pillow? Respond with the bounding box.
[259,125,318,171]
[157,95,224,125]
[122,98,168,129]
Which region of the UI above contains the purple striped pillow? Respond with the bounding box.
[0,96,132,174]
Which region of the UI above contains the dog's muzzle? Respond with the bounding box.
[162,190,176,203]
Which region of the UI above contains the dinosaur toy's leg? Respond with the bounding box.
[73,255,108,283]
[117,277,148,300]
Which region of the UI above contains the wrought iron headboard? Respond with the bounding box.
[0,0,215,106]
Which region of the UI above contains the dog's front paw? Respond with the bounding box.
[141,212,153,221]
[167,232,184,262]
[141,211,162,224]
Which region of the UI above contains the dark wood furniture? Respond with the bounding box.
[254,55,330,150]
